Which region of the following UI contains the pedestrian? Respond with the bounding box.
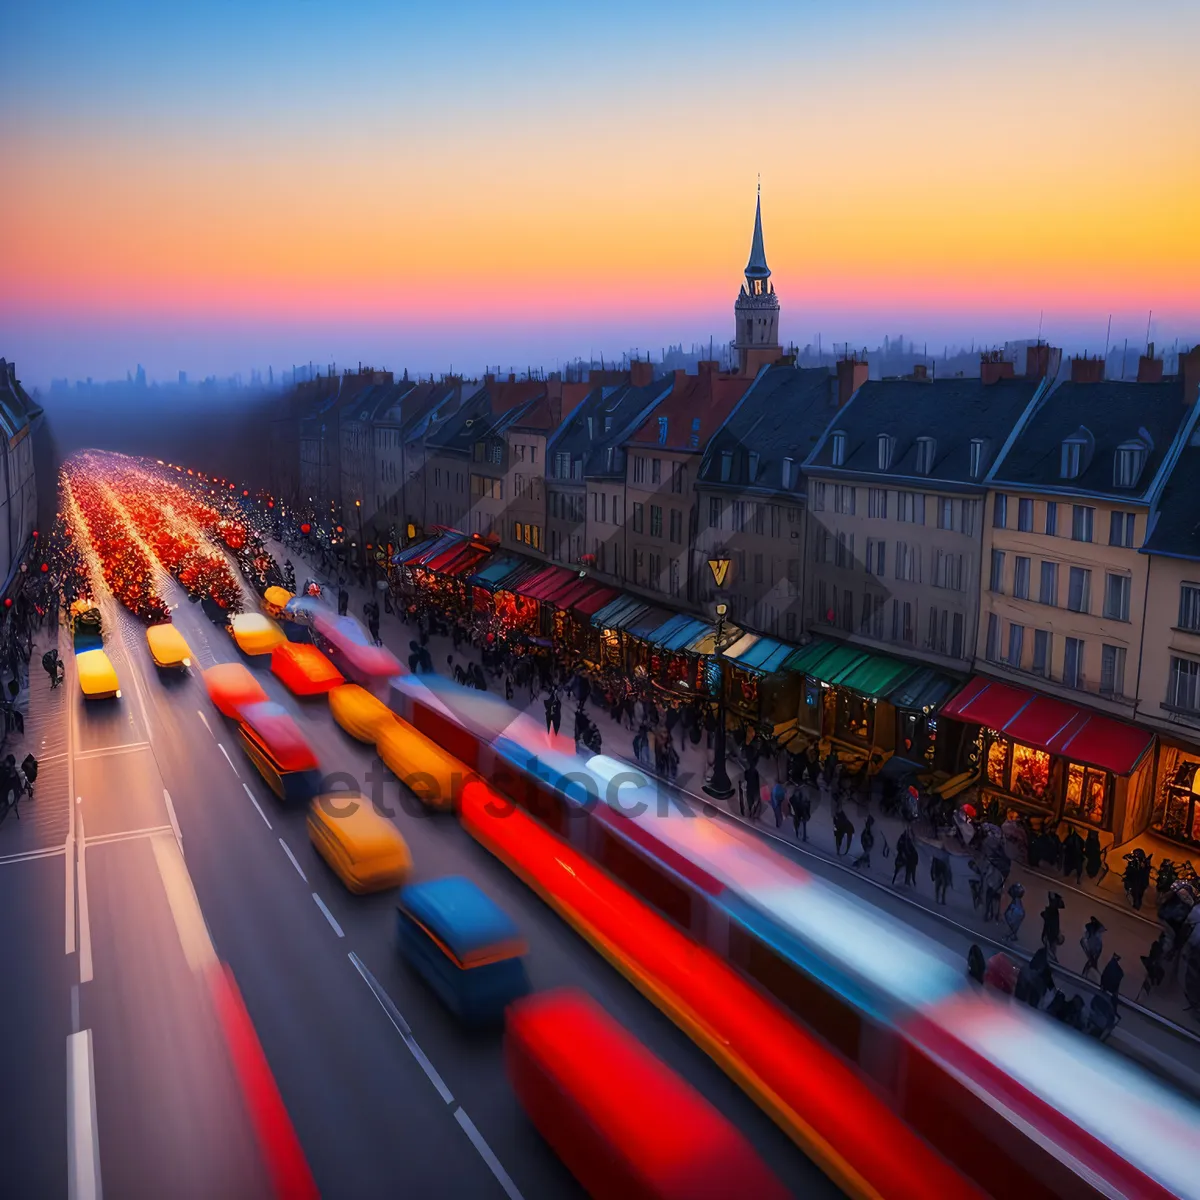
[1099,953,1124,1005]
[790,785,810,842]
[931,847,952,904]
[822,747,838,787]
[407,640,421,673]
[367,610,381,646]
[1139,933,1167,998]
[505,674,514,702]
[1084,828,1102,880]
[42,647,61,689]
[893,830,913,886]
[770,779,786,829]
[833,807,855,856]
[903,836,919,887]
[853,815,875,869]
[1015,947,1054,1009]
[544,694,554,735]
[1003,882,1025,942]
[743,764,760,819]
[1062,826,1085,885]
[337,587,349,616]
[20,752,37,798]
[1080,916,1105,978]
[550,693,561,736]
[1041,892,1066,961]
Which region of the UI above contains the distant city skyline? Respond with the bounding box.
[5,0,1198,387]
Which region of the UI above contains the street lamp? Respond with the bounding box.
[703,599,734,800]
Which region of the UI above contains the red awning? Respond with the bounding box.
[543,575,596,609]
[571,585,620,617]
[516,565,577,601]
[941,676,1152,776]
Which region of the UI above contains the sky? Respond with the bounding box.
[3,0,1199,386]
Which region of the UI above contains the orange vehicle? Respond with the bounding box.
[203,662,268,719]
[506,989,789,1200]
[271,642,343,696]
[236,700,320,802]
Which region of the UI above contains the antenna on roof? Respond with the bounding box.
[1146,310,1153,351]
[1037,309,1044,344]
[1103,314,1112,362]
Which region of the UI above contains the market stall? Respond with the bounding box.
[718,633,798,729]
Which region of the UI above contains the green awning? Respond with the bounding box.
[782,637,844,675]
[834,654,918,700]
[783,637,928,702]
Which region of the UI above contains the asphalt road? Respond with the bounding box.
[1,568,839,1198]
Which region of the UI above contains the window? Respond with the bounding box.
[1063,637,1085,688]
[669,509,682,543]
[1014,556,1031,599]
[632,502,644,533]
[732,501,746,532]
[670,559,681,597]
[657,416,668,445]
[860,593,874,635]
[670,462,684,494]
[1100,644,1127,696]
[1045,501,1058,536]
[914,437,936,474]
[969,439,985,479]
[951,612,965,658]
[709,497,722,529]
[1179,584,1200,632]
[1061,439,1083,479]
[513,443,526,462]
[781,456,795,489]
[1109,511,1136,548]
[865,538,886,576]
[1067,566,1091,613]
[1072,505,1094,542]
[1007,624,1024,668]
[834,485,856,515]
[831,432,846,467]
[633,457,646,484]
[650,505,663,537]
[835,532,854,569]
[1018,497,1034,532]
[868,488,888,518]
[961,499,978,538]
[770,505,782,537]
[985,613,1000,661]
[649,553,662,589]
[812,482,826,512]
[747,452,759,482]
[488,442,502,465]
[895,541,920,582]
[1103,573,1131,622]
[902,601,914,644]
[719,450,732,482]
[877,434,895,470]
[1114,442,1146,488]
[934,550,964,591]
[990,549,1005,593]
[651,458,661,485]
[1167,656,1200,712]
[1039,561,1059,606]
[898,491,924,524]
[1033,630,1051,677]
[937,497,954,530]
[514,473,525,498]
[993,494,1008,529]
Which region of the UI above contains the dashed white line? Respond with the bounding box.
[311,893,344,938]
[242,783,272,829]
[197,710,214,737]
[279,839,308,882]
[454,1108,526,1200]
[162,789,183,853]
[76,806,93,985]
[217,743,240,777]
[66,1028,102,1200]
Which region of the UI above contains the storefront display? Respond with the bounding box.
[1152,750,1200,848]
[983,733,1056,811]
[1064,762,1111,827]
[834,691,874,745]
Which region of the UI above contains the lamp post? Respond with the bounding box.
[703,599,734,800]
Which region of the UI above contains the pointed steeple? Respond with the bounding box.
[744,179,770,282]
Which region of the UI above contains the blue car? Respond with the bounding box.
[396,877,530,1024]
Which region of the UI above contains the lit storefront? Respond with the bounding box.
[589,596,674,675]
[941,676,1154,838]
[719,633,799,730]
[636,612,721,698]
[1151,743,1200,849]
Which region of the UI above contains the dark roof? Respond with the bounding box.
[551,380,670,478]
[427,390,537,456]
[698,365,835,496]
[627,369,749,452]
[805,375,1041,488]
[0,360,42,435]
[989,378,1192,502]
[1143,438,1200,560]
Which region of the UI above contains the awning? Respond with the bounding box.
[426,540,489,578]
[782,637,858,678]
[645,613,714,653]
[396,531,463,568]
[466,552,525,591]
[591,594,650,630]
[392,535,441,565]
[569,584,619,618]
[941,676,1153,776]
[624,606,675,639]
[832,653,917,700]
[516,565,578,602]
[541,573,596,609]
[888,667,962,713]
[721,633,796,675]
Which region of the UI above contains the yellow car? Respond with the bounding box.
[307,792,412,893]
[329,683,395,743]
[377,718,467,811]
[145,623,193,669]
[77,649,121,700]
[263,585,293,618]
[230,613,287,656]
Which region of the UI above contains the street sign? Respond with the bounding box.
[708,557,731,588]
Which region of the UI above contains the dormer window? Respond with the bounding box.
[914,437,936,475]
[969,438,986,479]
[1114,439,1148,488]
[1060,426,1093,480]
[831,431,846,467]
[720,450,733,482]
[877,434,895,471]
[782,456,795,489]
[747,451,760,481]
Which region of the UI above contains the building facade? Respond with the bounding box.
[0,360,42,590]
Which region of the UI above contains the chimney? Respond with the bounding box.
[483,373,495,387]
[1070,354,1105,384]
[673,369,688,390]
[1025,343,1056,379]
[980,350,1015,386]
[630,359,654,387]
[1137,342,1164,384]
[911,363,928,381]
[508,373,516,383]
[836,355,868,407]
[697,359,719,380]
[1180,345,1200,407]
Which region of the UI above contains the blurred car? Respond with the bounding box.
[306,792,411,894]
[396,876,529,1024]
[203,662,268,718]
[77,649,121,701]
[230,613,287,656]
[505,989,789,1200]
[328,683,395,743]
[271,642,343,696]
[312,612,400,689]
[262,585,293,618]
[377,718,465,810]
[236,700,320,802]
[145,622,192,669]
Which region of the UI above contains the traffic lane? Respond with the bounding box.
[71,687,147,757]
[78,747,171,839]
[145,714,530,1200]
[82,833,272,1200]
[0,853,72,1200]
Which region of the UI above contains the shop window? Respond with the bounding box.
[1011,743,1052,805]
[1064,763,1110,827]
[986,735,1009,788]
[836,693,874,744]
[1154,759,1200,847]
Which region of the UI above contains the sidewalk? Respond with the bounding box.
[278,546,1197,1033]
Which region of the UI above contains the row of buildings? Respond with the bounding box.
[266,197,1200,855]
[0,360,43,600]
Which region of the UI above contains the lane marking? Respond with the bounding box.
[311,893,344,938]
[197,710,214,737]
[39,751,69,765]
[151,833,217,974]
[162,788,183,852]
[218,743,240,777]
[71,984,80,1034]
[73,741,151,761]
[348,953,454,1103]
[84,825,175,849]
[65,828,76,956]
[243,783,272,829]
[0,844,67,866]
[66,1028,102,1200]
[454,1107,526,1200]
[76,807,93,985]
[279,839,308,882]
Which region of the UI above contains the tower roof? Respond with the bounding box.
[744,185,770,281]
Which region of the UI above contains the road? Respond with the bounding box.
[0,566,837,1197]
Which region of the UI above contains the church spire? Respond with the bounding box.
[744,178,770,282]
